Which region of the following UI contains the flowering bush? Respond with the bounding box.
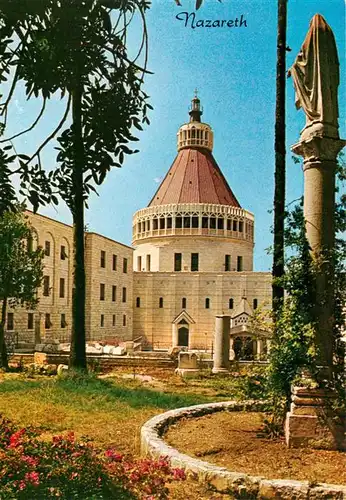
[0,414,185,499]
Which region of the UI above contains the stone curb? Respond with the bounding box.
[140,401,346,499]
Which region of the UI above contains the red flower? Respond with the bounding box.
[25,471,40,486]
[173,468,186,480]
[9,429,26,448]
[105,449,123,462]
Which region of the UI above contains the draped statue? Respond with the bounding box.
[288,14,340,136]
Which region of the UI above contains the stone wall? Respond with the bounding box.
[133,236,253,273]
[133,271,271,349]
[84,232,133,341]
[4,212,133,344]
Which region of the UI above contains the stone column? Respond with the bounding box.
[172,323,178,348]
[212,315,230,374]
[256,338,263,360]
[292,135,345,369]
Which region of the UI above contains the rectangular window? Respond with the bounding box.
[225,254,231,272]
[123,258,128,273]
[159,297,164,308]
[61,313,67,328]
[60,245,66,260]
[237,256,243,272]
[100,283,105,301]
[191,253,199,272]
[123,314,126,327]
[182,297,187,309]
[174,253,182,272]
[122,287,127,303]
[43,276,50,296]
[100,250,106,268]
[100,314,104,327]
[27,313,34,330]
[192,216,199,228]
[146,254,151,272]
[45,313,51,329]
[44,241,51,256]
[136,297,140,308]
[253,299,258,310]
[7,313,14,331]
[112,254,117,271]
[229,298,234,309]
[205,298,210,309]
[59,278,65,298]
[137,256,142,271]
[112,285,116,302]
[112,314,116,326]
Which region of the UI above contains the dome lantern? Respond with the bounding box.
[177,91,213,152]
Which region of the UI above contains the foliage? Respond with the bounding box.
[0,0,151,210]
[0,414,185,499]
[194,365,269,402]
[267,158,346,408]
[0,208,44,369]
[0,208,44,307]
[0,0,152,370]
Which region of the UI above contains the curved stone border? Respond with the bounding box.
[141,401,346,499]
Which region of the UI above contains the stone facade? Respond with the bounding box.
[132,271,271,349]
[5,212,133,344]
[3,97,273,349]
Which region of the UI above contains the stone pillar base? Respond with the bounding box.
[285,386,346,450]
[212,367,230,374]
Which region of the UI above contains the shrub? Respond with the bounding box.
[0,414,185,499]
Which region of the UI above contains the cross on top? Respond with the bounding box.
[194,88,198,98]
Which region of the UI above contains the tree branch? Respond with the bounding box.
[26,94,71,166]
[0,98,47,144]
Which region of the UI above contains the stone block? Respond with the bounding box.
[308,484,346,499]
[112,345,126,355]
[285,413,343,450]
[178,352,198,369]
[258,479,309,499]
[57,364,68,376]
[175,367,200,378]
[34,352,48,364]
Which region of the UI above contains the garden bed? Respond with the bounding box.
[165,410,346,485]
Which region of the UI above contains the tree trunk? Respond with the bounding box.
[272,0,287,324]
[0,297,8,369]
[69,77,87,371]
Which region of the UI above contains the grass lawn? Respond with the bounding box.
[0,368,239,498]
[0,366,266,498]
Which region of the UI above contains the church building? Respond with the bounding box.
[132,95,272,351]
[5,96,272,356]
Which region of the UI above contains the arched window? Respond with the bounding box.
[229,298,234,309]
[136,297,140,308]
[182,297,187,309]
[205,298,210,309]
[253,298,258,310]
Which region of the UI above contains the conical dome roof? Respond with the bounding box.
[148,148,240,207]
[148,94,240,208]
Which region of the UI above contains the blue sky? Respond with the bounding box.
[4,0,345,271]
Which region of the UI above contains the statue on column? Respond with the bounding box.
[288,14,340,139]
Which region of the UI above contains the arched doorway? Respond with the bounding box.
[178,319,189,347]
